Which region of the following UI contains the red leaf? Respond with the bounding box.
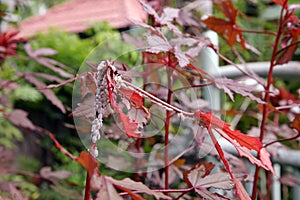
[183,162,215,187]
[6,109,35,130]
[207,128,251,200]
[220,0,238,23]
[292,114,300,133]
[75,151,99,177]
[194,111,275,173]
[202,10,246,48]
[195,111,262,151]
[276,43,298,65]
[272,0,288,9]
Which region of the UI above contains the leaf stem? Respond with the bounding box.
[165,55,174,194]
[238,28,277,36]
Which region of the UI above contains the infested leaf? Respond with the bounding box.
[106,67,143,138]
[77,72,97,97]
[72,95,95,120]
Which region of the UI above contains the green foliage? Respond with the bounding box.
[31,29,92,70]
[13,85,43,102]
[0,119,23,148]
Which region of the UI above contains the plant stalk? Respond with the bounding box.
[251,1,286,199]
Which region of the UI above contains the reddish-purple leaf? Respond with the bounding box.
[72,95,95,120]
[21,73,66,113]
[138,0,159,21]
[6,109,35,130]
[194,110,275,172]
[280,174,300,186]
[194,172,234,190]
[0,80,19,90]
[9,183,28,200]
[108,177,171,200]
[195,188,230,200]
[276,43,298,65]
[24,43,72,78]
[146,35,171,53]
[40,166,72,181]
[160,7,179,24]
[183,162,215,187]
[94,176,123,200]
[174,45,190,67]
[177,9,199,27]
[77,72,96,97]
[214,77,264,104]
[32,72,65,84]
[31,48,57,57]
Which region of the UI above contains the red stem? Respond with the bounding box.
[84,171,91,200]
[164,54,174,194]
[251,2,287,199]
[238,28,277,36]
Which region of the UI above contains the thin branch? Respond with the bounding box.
[172,83,213,92]
[211,46,265,86]
[167,144,197,166]
[238,29,277,36]
[275,40,300,57]
[264,132,300,147]
[122,80,194,117]
[46,75,77,89]
[119,187,194,196]
[251,1,287,199]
